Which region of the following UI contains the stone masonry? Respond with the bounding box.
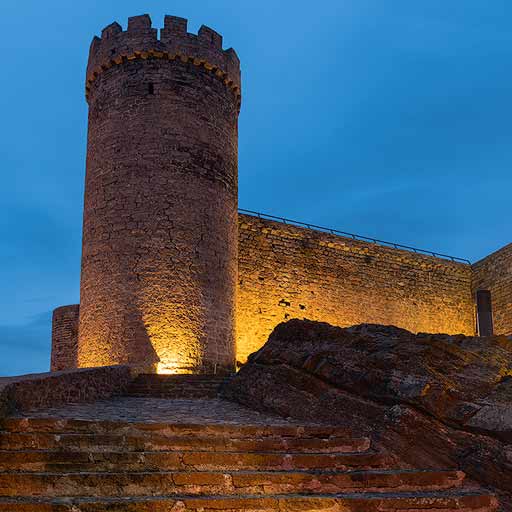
[52,213,512,371]
[78,15,240,375]
[236,214,475,364]
[51,213,476,372]
[50,305,80,372]
[472,243,512,337]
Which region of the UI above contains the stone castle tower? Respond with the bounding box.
[78,15,241,374]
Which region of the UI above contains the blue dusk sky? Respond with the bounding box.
[1,1,511,376]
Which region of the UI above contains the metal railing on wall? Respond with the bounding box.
[238,208,471,265]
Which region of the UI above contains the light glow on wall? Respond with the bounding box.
[156,361,180,375]
[141,284,205,375]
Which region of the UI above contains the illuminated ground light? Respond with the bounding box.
[156,361,181,375]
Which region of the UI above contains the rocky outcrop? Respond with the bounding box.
[223,319,512,509]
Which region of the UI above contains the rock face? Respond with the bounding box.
[223,319,512,508]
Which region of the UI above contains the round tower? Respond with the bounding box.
[78,14,241,374]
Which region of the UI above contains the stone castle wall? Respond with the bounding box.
[472,243,512,336]
[236,214,475,364]
[51,305,80,372]
[52,214,480,370]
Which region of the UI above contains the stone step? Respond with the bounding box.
[128,381,225,384]
[0,449,390,472]
[128,384,223,389]
[131,374,228,381]
[127,385,223,391]
[2,418,350,439]
[124,389,223,398]
[124,374,229,398]
[126,391,222,398]
[0,469,466,498]
[0,432,370,453]
[126,382,222,390]
[0,491,499,511]
[129,380,226,384]
[127,382,225,388]
[132,375,227,380]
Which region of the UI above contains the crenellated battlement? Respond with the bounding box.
[86,14,241,107]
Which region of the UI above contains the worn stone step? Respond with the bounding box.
[123,375,229,398]
[128,385,222,390]
[0,449,390,472]
[130,382,222,390]
[131,375,228,380]
[126,377,227,387]
[130,380,226,383]
[126,388,221,392]
[130,382,222,391]
[127,389,221,392]
[126,392,221,398]
[125,392,220,396]
[126,386,224,391]
[2,418,350,439]
[0,469,465,497]
[129,380,225,385]
[124,392,222,399]
[132,374,228,380]
[0,432,370,454]
[0,491,499,511]
[126,393,220,397]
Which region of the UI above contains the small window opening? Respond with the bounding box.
[148,83,154,95]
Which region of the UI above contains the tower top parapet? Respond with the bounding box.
[86,14,241,108]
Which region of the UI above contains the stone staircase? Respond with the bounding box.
[0,375,499,511]
[0,417,499,510]
[125,374,227,399]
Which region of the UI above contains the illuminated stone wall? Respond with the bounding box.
[236,214,475,365]
[78,15,240,374]
[52,215,477,371]
[472,243,512,336]
[51,305,80,372]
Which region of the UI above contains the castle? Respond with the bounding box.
[0,14,506,510]
[51,14,512,375]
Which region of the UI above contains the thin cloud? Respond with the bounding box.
[0,311,52,376]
